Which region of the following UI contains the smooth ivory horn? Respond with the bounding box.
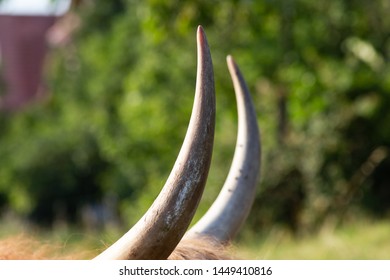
[186,55,260,243]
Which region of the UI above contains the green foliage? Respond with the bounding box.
[0,0,389,236]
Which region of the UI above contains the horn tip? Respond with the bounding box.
[197,25,206,44]
[226,55,238,74]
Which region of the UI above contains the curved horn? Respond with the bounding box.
[186,55,260,243]
[94,26,215,260]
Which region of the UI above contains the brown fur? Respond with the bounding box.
[0,235,233,260]
[0,235,60,260]
[0,235,91,260]
[168,237,233,260]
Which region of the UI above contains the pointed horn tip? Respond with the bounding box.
[197,25,207,46]
[226,55,239,75]
[197,25,204,32]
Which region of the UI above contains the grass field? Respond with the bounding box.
[237,220,390,259]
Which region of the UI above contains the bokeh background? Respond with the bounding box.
[0,0,389,259]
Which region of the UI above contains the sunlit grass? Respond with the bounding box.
[237,220,390,259]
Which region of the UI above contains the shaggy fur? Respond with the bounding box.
[0,235,92,260]
[0,235,62,260]
[0,235,233,260]
[168,237,233,260]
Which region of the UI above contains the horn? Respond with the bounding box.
[186,55,260,243]
[94,26,215,260]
